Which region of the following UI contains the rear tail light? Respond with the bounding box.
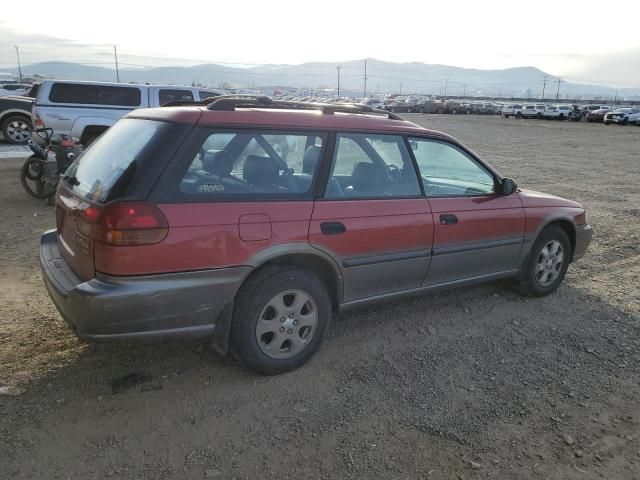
[81,201,168,246]
[32,107,44,129]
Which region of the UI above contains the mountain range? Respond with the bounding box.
[12,59,640,99]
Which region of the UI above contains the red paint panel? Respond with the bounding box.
[428,195,525,247]
[310,199,433,256]
[94,202,313,276]
[523,207,586,237]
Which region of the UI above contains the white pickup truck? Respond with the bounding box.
[32,80,222,145]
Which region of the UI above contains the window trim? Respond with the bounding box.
[321,131,424,201]
[406,136,500,199]
[153,126,329,203]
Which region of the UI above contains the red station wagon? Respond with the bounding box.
[40,96,593,374]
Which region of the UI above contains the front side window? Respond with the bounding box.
[180,131,324,196]
[325,133,421,199]
[409,138,495,197]
[159,89,194,105]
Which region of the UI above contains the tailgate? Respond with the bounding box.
[56,187,95,281]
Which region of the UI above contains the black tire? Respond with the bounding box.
[516,112,522,118]
[518,225,571,297]
[559,113,565,120]
[504,114,510,118]
[20,157,55,199]
[230,266,332,375]
[2,115,33,145]
[604,121,611,125]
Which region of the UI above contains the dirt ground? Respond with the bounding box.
[1,115,639,480]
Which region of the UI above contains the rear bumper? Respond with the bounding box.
[39,229,251,341]
[573,224,593,262]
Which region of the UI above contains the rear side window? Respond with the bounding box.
[179,131,325,197]
[325,133,421,199]
[198,91,220,100]
[49,83,141,106]
[159,89,194,105]
[64,119,168,202]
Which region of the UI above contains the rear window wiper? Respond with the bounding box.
[62,174,80,186]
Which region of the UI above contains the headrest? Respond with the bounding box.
[351,162,389,192]
[243,155,279,186]
[203,150,234,177]
[303,145,322,174]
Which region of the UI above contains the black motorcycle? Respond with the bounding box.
[20,128,83,203]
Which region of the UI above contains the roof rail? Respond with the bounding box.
[205,94,403,120]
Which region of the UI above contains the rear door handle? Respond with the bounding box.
[320,221,346,235]
[439,214,458,225]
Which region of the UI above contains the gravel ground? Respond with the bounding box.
[1,116,639,480]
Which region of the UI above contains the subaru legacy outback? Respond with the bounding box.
[40,96,592,374]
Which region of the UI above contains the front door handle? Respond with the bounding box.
[439,214,458,225]
[320,221,346,235]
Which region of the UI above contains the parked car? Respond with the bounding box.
[32,80,222,145]
[603,107,640,125]
[0,94,34,144]
[502,104,524,118]
[360,98,385,110]
[628,111,640,125]
[520,104,546,119]
[542,105,575,120]
[413,98,440,113]
[581,105,610,117]
[39,96,592,375]
[586,108,611,123]
[0,83,31,97]
[471,103,494,115]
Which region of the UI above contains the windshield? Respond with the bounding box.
[64,119,168,202]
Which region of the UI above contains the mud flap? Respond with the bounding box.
[211,301,234,355]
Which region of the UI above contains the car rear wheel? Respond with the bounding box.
[230,266,332,375]
[2,115,32,145]
[518,225,571,297]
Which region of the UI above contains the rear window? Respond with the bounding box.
[198,90,220,100]
[64,119,168,202]
[159,89,194,105]
[49,83,141,106]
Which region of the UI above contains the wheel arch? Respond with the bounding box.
[0,109,32,125]
[211,244,343,356]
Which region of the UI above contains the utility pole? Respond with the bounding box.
[462,84,467,97]
[336,65,342,98]
[541,75,548,101]
[555,77,563,101]
[15,46,23,83]
[614,89,618,104]
[363,59,368,99]
[443,79,449,97]
[113,45,120,83]
[399,82,402,95]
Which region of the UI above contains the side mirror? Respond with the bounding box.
[500,177,518,195]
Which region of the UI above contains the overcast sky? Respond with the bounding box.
[1,0,639,87]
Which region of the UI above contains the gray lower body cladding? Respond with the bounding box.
[39,230,250,342]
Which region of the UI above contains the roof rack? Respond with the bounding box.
[204,94,403,120]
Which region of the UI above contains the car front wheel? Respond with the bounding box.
[519,225,571,297]
[230,266,332,375]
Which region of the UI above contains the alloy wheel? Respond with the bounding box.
[255,289,318,359]
[534,240,564,287]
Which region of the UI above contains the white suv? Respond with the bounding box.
[502,104,524,118]
[32,80,222,145]
[542,105,574,120]
[521,104,546,119]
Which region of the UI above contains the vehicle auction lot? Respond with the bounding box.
[1,115,639,479]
